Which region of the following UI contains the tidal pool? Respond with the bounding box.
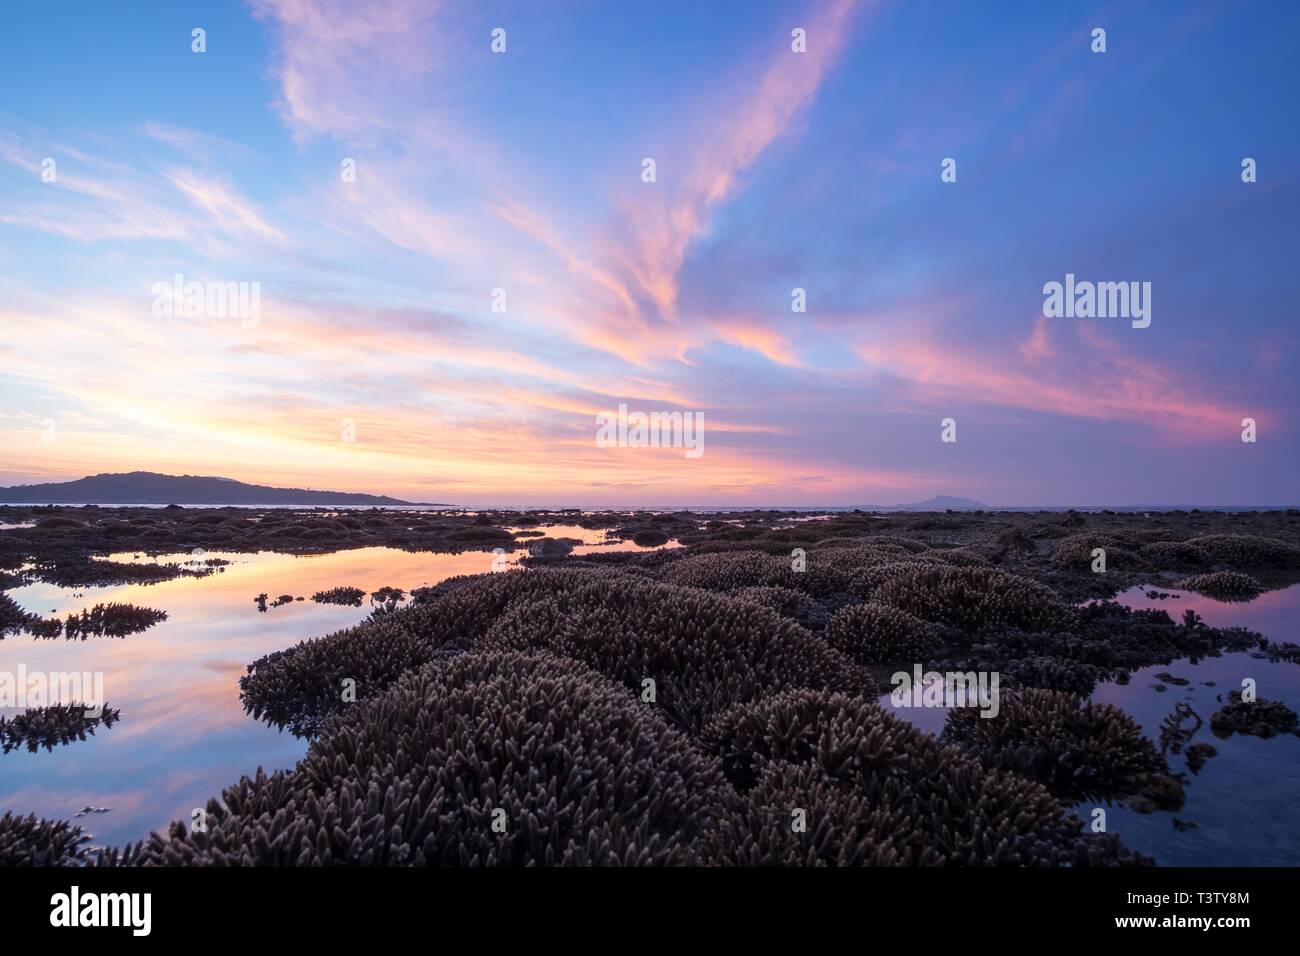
[0,526,670,849]
[879,584,1300,866]
[1081,584,1300,866]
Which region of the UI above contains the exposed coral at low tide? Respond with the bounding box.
[1176,571,1263,601]
[2,596,165,640]
[0,812,91,866]
[0,703,121,754]
[942,688,1176,804]
[702,689,1146,865]
[311,586,366,606]
[0,593,62,639]
[112,653,737,865]
[62,603,167,639]
[936,605,1263,695]
[823,602,936,665]
[867,564,1073,633]
[1209,692,1300,739]
[8,505,1299,866]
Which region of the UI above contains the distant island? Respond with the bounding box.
[0,472,437,506]
[878,495,987,511]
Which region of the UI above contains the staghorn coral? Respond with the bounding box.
[823,602,936,665]
[0,703,121,754]
[0,593,63,638]
[0,812,91,866]
[715,761,924,866]
[1050,533,1152,572]
[936,603,1262,695]
[631,529,670,547]
[930,547,992,567]
[114,653,738,866]
[1176,571,1263,601]
[732,585,825,629]
[62,602,167,639]
[702,689,1147,866]
[868,564,1073,633]
[241,609,442,736]
[242,569,644,735]
[311,586,366,606]
[1210,691,1300,739]
[1141,540,1212,571]
[1186,534,1300,570]
[997,529,1036,552]
[369,586,406,611]
[942,688,1174,803]
[481,572,872,733]
[661,550,802,592]
[1186,742,1217,774]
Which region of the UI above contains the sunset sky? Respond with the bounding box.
[1,0,1297,506]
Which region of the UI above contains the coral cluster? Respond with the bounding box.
[62,602,167,639]
[112,654,735,865]
[867,564,1073,633]
[942,689,1176,804]
[0,704,121,754]
[1209,692,1300,739]
[311,586,366,606]
[702,690,1146,866]
[0,813,91,866]
[1176,571,1263,601]
[823,602,936,665]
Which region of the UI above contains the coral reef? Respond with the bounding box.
[732,585,825,629]
[113,653,736,865]
[868,564,1073,633]
[8,504,1297,867]
[702,689,1147,865]
[1210,692,1300,739]
[937,604,1262,695]
[0,813,90,866]
[942,688,1174,803]
[480,572,871,733]
[1176,571,1263,601]
[0,593,63,638]
[1186,534,1300,570]
[311,586,366,606]
[823,602,936,665]
[62,602,167,639]
[0,704,121,754]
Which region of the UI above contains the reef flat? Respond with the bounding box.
[2,506,1298,866]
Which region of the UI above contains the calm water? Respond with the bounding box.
[1083,586,1300,866]
[0,525,665,849]
[3,535,1296,862]
[882,584,1300,865]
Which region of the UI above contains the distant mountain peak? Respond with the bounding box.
[880,495,987,511]
[0,472,432,506]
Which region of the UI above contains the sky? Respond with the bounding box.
[1,0,1297,507]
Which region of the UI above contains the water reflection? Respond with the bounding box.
[1081,584,1300,865]
[0,527,673,848]
[879,584,1300,865]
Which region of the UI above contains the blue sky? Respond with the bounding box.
[1,0,1297,505]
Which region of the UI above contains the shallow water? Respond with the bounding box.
[882,584,1300,865]
[3,548,1295,861]
[1083,585,1300,866]
[0,526,669,848]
